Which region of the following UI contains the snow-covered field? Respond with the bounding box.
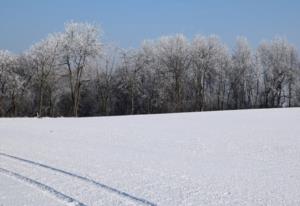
[0,108,300,206]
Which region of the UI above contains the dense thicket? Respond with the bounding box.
[1,22,299,117]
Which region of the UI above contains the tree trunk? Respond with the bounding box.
[38,79,44,117]
[288,81,292,107]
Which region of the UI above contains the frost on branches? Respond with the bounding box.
[0,22,300,117]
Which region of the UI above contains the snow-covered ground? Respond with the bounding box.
[0,108,300,206]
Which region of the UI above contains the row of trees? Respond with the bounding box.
[0,22,299,117]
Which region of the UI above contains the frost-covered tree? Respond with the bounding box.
[0,50,15,116]
[114,49,147,114]
[27,33,62,117]
[1,21,300,116]
[0,51,30,116]
[155,34,191,112]
[190,35,230,110]
[138,42,165,113]
[228,37,256,109]
[61,22,102,116]
[91,46,119,115]
[257,38,298,107]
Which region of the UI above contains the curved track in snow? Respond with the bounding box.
[0,152,156,206]
[0,167,87,206]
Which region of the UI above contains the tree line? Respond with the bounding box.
[0,22,300,117]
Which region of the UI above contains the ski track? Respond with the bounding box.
[0,152,157,206]
[0,167,87,206]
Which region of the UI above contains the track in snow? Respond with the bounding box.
[0,167,86,206]
[0,152,157,206]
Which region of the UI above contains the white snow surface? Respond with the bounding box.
[0,108,300,206]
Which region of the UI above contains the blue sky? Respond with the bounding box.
[1,0,300,52]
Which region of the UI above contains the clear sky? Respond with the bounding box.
[1,0,300,53]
